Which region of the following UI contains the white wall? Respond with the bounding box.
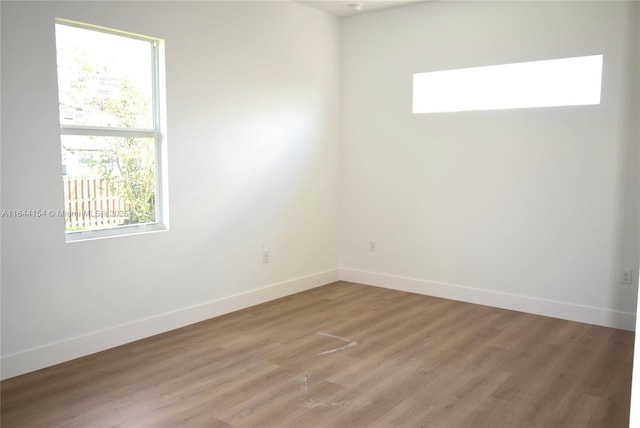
[340,1,639,329]
[0,1,340,379]
[629,3,640,426]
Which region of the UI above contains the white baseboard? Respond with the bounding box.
[1,269,339,380]
[339,268,636,331]
[3,268,633,380]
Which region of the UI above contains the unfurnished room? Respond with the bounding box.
[1,1,640,427]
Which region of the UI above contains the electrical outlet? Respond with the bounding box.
[622,269,632,284]
[369,240,376,252]
[263,250,270,264]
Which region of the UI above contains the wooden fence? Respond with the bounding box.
[63,176,128,229]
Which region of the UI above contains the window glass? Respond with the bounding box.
[56,24,153,129]
[413,55,603,113]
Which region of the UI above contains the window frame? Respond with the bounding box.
[412,54,604,114]
[55,18,169,242]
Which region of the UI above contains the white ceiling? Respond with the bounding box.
[298,1,426,18]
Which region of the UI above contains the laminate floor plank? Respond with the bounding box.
[1,281,633,427]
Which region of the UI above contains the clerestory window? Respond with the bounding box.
[413,55,603,114]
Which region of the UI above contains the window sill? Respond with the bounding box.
[65,223,168,243]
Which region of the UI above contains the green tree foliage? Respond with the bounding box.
[88,80,156,225]
[90,136,156,225]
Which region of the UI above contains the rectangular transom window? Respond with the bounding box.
[55,19,167,241]
[413,55,603,113]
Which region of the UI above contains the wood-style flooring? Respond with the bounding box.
[1,281,634,427]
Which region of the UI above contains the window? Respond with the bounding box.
[55,19,167,241]
[413,55,603,113]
